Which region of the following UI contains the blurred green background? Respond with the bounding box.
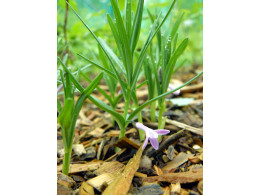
[57,0,202,72]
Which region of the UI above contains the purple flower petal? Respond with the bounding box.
[136,122,151,134]
[142,137,149,149]
[154,129,170,135]
[150,138,159,150]
[168,84,181,96]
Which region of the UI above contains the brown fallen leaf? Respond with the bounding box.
[162,152,194,173]
[57,161,107,174]
[143,168,203,183]
[103,145,143,195]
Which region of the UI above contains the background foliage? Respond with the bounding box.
[57,0,202,72]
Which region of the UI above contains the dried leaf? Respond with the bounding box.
[103,146,143,195]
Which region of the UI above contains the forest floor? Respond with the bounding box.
[57,65,203,195]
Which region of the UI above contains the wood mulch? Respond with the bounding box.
[57,66,203,195]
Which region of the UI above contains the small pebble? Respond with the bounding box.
[139,155,152,169]
[72,144,86,156]
[192,145,201,150]
[162,155,169,163]
[80,147,96,160]
[167,145,176,160]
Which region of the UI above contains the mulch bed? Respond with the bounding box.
[57,66,203,195]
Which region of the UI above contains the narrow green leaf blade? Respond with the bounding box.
[127,72,203,122]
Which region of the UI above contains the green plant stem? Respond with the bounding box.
[62,149,72,175]
[119,126,126,139]
[137,107,145,141]
[150,101,156,122]
[158,100,166,129]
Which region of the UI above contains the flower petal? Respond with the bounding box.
[150,138,159,150]
[142,137,149,149]
[136,122,152,134]
[154,129,170,135]
[168,84,181,96]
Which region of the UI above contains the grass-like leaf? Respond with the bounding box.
[127,71,203,122]
[131,0,177,90]
[130,0,144,53]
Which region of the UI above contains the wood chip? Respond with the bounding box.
[143,168,203,183]
[166,119,203,136]
[107,128,137,137]
[162,152,194,173]
[57,184,74,195]
[163,186,171,195]
[57,161,107,174]
[87,173,115,192]
[57,172,76,188]
[114,136,140,149]
[170,182,181,194]
[181,83,203,93]
[154,165,163,176]
[103,145,143,195]
[79,182,94,195]
[198,180,203,194]
[94,161,124,176]
[134,172,147,178]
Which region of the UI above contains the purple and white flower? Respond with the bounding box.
[136,122,170,150]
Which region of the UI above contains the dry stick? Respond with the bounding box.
[165,119,203,136]
[145,130,185,157]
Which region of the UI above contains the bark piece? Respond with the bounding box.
[143,168,203,183]
[162,152,194,173]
